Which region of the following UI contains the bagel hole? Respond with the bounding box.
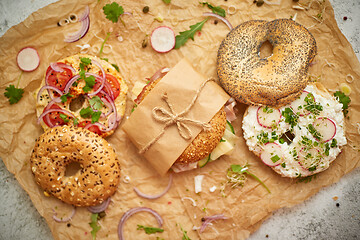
[69,94,86,112]
[259,40,273,59]
[280,131,295,144]
[65,162,82,176]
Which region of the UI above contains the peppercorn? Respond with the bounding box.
[214,20,218,25]
[67,223,71,227]
[343,16,348,21]
[201,217,205,222]
[98,211,106,219]
[142,37,148,48]
[336,203,340,207]
[143,6,149,13]
[256,0,264,7]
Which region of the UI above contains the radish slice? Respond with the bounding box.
[260,142,283,167]
[16,47,40,72]
[312,117,336,142]
[298,147,321,171]
[257,106,281,128]
[290,91,315,116]
[150,26,176,53]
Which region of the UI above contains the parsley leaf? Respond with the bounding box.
[89,213,101,240]
[200,2,226,17]
[103,2,124,23]
[4,84,24,104]
[175,18,208,49]
[83,75,96,93]
[60,93,73,103]
[89,96,104,110]
[334,91,351,116]
[137,225,164,234]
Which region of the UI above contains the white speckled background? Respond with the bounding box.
[0,0,359,239]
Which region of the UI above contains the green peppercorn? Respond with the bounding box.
[256,0,264,6]
[143,6,149,13]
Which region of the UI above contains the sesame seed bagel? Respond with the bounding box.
[137,77,227,164]
[30,125,121,207]
[217,19,317,107]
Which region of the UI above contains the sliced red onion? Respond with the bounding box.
[200,214,228,233]
[37,108,76,125]
[49,62,76,74]
[203,12,233,30]
[64,74,81,94]
[37,85,63,103]
[134,174,173,200]
[118,207,163,240]
[122,12,133,16]
[52,207,76,223]
[42,100,58,127]
[87,59,106,97]
[101,97,114,117]
[64,16,90,43]
[87,197,111,213]
[78,5,90,22]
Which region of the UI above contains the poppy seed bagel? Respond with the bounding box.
[30,125,121,207]
[138,77,227,165]
[217,19,317,107]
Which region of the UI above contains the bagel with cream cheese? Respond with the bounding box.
[242,83,346,178]
[131,68,238,172]
[217,19,317,107]
[35,54,128,138]
[30,125,121,206]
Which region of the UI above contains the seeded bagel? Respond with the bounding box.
[30,125,121,207]
[137,78,227,164]
[217,19,317,107]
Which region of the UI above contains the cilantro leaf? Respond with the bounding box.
[60,93,73,103]
[334,91,351,116]
[91,111,102,123]
[80,107,94,119]
[80,57,92,65]
[59,113,70,123]
[175,18,208,49]
[83,75,96,93]
[137,225,164,234]
[4,84,24,104]
[89,96,104,110]
[89,213,101,240]
[103,2,124,23]
[200,2,226,17]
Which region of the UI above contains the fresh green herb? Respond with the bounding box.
[334,91,351,117]
[79,57,92,80]
[101,57,109,62]
[180,225,191,240]
[83,75,96,93]
[304,93,323,115]
[271,155,280,163]
[229,164,271,193]
[59,113,70,123]
[137,225,164,234]
[279,138,285,144]
[324,142,330,156]
[111,63,120,72]
[257,131,270,144]
[131,103,138,112]
[103,2,124,23]
[162,0,171,4]
[80,107,101,123]
[282,107,299,128]
[99,32,111,57]
[297,174,317,183]
[89,213,101,240]
[81,57,92,65]
[262,106,274,114]
[175,18,208,49]
[308,166,317,172]
[307,124,322,141]
[300,136,313,147]
[220,138,226,142]
[200,2,226,17]
[73,117,79,126]
[226,120,235,134]
[60,93,74,103]
[89,96,104,110]
[330,138,337,148]
[281,162,286,168]
[4,72,24,104]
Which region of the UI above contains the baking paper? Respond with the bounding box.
[0,0,359,239]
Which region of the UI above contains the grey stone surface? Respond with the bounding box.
[0,0,359,240]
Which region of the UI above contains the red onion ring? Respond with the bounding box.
[87,59,106,97]
[78,5,90,22]
[49,62,76,74]
[118,207,163,240]
[87,197,111,213]
[64,15,90,43]
[63,74,81,94]
[37,108,76,125]
[37,85,63,103]
[200,214,228,233]
[52,207,76,223]
[122,12,133,16]
[202,12,233,30]
[133,174,173,200]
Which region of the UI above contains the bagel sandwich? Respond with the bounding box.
[35,54,128,138]
[131,68,238,173]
